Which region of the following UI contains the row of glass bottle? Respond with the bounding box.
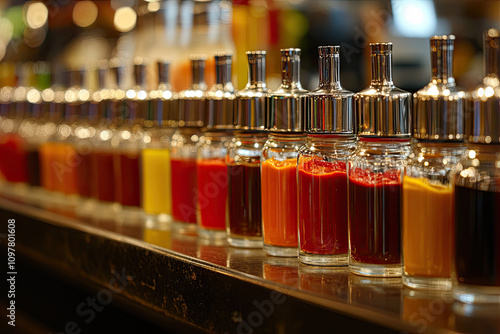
[0,30,498,304]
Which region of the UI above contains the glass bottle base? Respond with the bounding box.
[454,283,500,304]
[116,205,144,225]
[172,221,197,235]
[75,198,96,220]
[198,227,226,240]
[349,261,402,277]
[144,213,172,226]
[227,235,263,248]
[264,244,298,257]
[403,274,452,291]
[299,252,348,266]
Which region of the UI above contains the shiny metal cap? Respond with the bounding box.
[235,51,269,131]
[267,48,308,132]
[467,28,500,144]
[178,56,207,127]
[206,54,235,130]
[413,35,466,141]
[355,43,411,137]
[308,46,354,134]
[134,58,147,88]
[149,60,177,127]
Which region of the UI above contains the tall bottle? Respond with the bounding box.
[112,59,149,224]
[39,70,83,206]
[261,48,308,257]
[196,54,235,239]
[226,51,269,248]
[454,28,500,304]
[90,61,123,223]
[297,46,355,265]
[141,61,176,226]
[170,56,207,233]
[403,35,466,290]
[349,43,411,277]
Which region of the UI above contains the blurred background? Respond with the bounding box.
[0,0,499,93]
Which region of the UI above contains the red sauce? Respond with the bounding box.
[91,151,115,202]
[0,133,27,183]
[298,158,348,255]
[171,158,197,223]
[75,151,92,197]
[349,168,401,264]
[115,152,141,207]
[197,158,227,230]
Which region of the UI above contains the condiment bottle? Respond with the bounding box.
[403,35,466,290]
[112,59,149,224]
[297,46,355,265]
[454,28,500,304]
[349,43,411,277]
[262,48,308,257]
[170,56,207,233]
[89,61,123,223]
[141,61,176,226]
[226,51,269,248]
[196,54,235,239]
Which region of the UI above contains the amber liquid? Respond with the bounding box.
[75,151,92,197]
[115,152,141,207]
[227,163,262,237]
[455,185,500,287]
[91,150,115,202]
[26,149,41,187]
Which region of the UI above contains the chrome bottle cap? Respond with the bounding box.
[355,43,411,137]
[267,48,308,132]
[149,60,177,127]
[179,56,207,127]
[235,51,269,131]
[467,28,500,144]
[133,59,147,88]
[206,54,235,130]
[413,35,466,141]
[308,46,354,134]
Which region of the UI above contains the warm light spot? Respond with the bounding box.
[26,2,48,29]
[114,7,137,32]
[468,150,476,159]
[485,86,494,98]
[73,1,98,28]
[147,1,161,12]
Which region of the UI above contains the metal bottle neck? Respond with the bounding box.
[430,36,455,85]
[247,52,266,87]
[215,55,232,86]
[484,28,500,78]
[281,49,302,89]
[370,43,393,86]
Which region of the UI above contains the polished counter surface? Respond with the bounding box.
[0,194,499,334]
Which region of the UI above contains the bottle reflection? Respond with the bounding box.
[263,258,299,288]
[298,264,349,300]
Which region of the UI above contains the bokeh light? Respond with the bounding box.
[113,7,137,32]
[25,2,48,29]
[73,1,98,28]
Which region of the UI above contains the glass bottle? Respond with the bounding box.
[170,56,207,233]
[112,60,149,224]
[297,46,355,266]
[141,61,176,226]
[39,70,83,206]
[349,43,412,277]
[0,66,29,194]
[403,35,466,290]
[453,28,500,304]
[197,54,235,239]
[226,51,269,248]
[261,48,308,257]
[90,61,124,223]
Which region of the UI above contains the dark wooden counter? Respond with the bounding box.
[0,195,498,334]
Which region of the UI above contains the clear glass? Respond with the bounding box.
[196,130,233,239]
[261,132,306,257]
[298,135,355,266]
[453,144,500,304]
[170,126,202,233]
[348,138,411,277]
[402,141,465,290]
[111,90,148,224]
[226,131,267,248]
[141,126,173,226]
